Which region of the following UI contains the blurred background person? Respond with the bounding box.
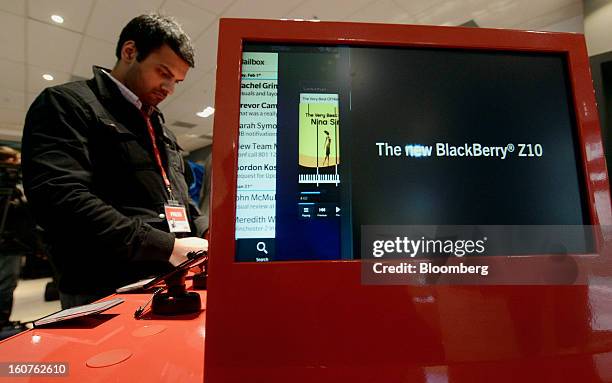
[0,146,24,329]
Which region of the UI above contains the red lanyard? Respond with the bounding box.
[141,110,173,198]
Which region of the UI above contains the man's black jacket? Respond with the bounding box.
[21,66,206,295]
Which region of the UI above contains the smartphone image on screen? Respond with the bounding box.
[297,87,341,219]
[298,92,340,185]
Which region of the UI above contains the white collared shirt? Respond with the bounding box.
[102,69,142,110]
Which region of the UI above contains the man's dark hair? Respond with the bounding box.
[115,14,195,67]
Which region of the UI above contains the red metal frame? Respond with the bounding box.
[206,19,612,382]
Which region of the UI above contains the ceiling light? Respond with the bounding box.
[51,14,64,24]
[196,106,215,118]
[42,74,54,81]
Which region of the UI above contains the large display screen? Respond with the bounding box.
[234,43,590,262]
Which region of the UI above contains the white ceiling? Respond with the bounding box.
[0,0,584,151]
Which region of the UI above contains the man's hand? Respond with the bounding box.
[169,237,208,266]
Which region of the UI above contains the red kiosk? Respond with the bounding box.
[205,19,612,382]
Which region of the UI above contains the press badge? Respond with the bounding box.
[164,202,191,233]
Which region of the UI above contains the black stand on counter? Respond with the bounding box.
[151,271,201,315]
[142,250,208,316]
